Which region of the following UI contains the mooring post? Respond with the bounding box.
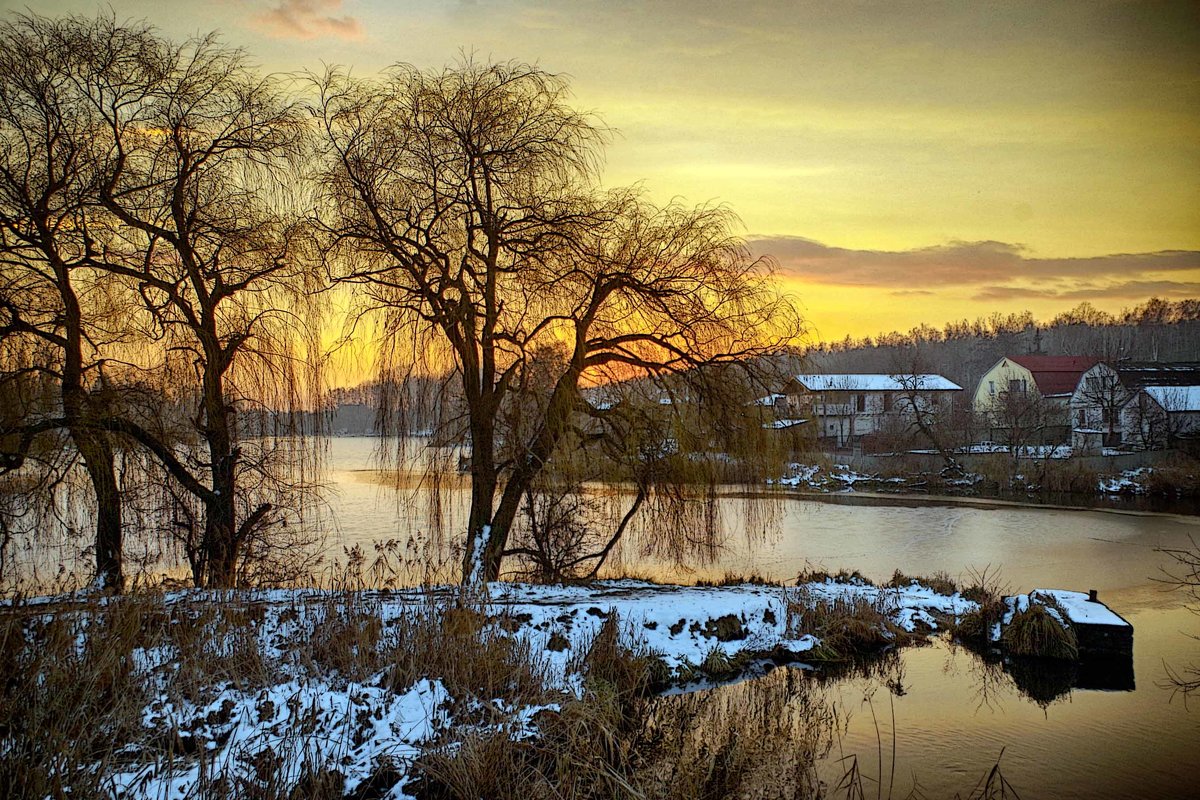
[1088,589,1098,603]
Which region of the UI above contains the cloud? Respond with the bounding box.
[750,235,1200,290]
[251,0,364,41]
[972,280,1200,302]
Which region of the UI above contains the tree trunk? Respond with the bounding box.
[200,352,240,587]
[58,267,124,591]
[460,385,502,582]
[462,463,498,583]
[473,367,583,582]
[73,429,123,591]
[203,484,238,587]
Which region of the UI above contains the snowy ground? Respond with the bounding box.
[1097,467,1153,494]
[12,578,977,799]
[769,462,910,491]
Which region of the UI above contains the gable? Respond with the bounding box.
[1007,355,1100,396]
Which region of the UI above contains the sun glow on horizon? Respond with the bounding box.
[17,0,1197,373]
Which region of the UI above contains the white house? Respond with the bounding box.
[973,356,1099,443]
[1070,362,1200,451]
[785,374,962,447]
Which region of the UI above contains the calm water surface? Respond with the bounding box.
[326,437,1200,798]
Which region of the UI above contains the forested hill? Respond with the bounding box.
[800,299,1200,397]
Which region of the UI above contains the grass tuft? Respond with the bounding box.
[1002,602,1078,661]
[886,569,958,596]
[784,586,910,659]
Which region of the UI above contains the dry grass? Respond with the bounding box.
[1001,602,1078,661]
[0,598,153,799]
[796,567,875,587]
[302,594,386,681]
[694,571,774,587]
[166,602,276,697]
[1138,460,1200,498]
[576,614,672,703]
[784,587,912,660]
[951,567,1009,647]
[385,600,551,717]
[2,582,1033,800]
[886,569,958,596]
[411,620,847,800]
[410,613,659,800]
[0,590,557,800]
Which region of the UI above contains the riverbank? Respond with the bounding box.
[769,456,1200,515]
[2,577,975,799]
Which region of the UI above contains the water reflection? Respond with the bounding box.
[649,634,1176,799]
[942,636,1138,710]
[810,617,1198,800]
[638,665,843,799]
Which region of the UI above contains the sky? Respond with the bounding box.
[10,0,1200,344]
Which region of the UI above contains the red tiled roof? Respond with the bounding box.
[1007,355,1100,396]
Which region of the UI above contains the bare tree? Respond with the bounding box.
[1157,535,1200,701]
[69,23,325,587]
[1074,367,1128,449]
[987,385,1053,463]
[313,59,802,582]
[0,13,158,590]
[887,351,960,471]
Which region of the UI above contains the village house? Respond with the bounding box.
[1071,361,1200,452]
[784,373,961,448]
[973,355,1099,443]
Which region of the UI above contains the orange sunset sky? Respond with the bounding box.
[14,0,1200,346]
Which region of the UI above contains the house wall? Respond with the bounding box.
[1070,363,1130,450]
[973,359,1036,414]
[790,387,951,447]
[1118,390,1168,450]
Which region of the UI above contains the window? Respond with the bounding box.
[1009,378,1026,395]
[988,380,995,396]
[883,394,893,412]
[1077,410,1085,426]
[855,394,866,412]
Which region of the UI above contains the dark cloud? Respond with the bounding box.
[973,280,1200,302]
[750,235,1200,290]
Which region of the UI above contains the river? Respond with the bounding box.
[324,437,1200,798]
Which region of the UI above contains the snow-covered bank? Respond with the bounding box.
[486,578,972,684]
[5,578,977,799]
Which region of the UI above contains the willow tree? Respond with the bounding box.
[68,25,325,587]
[0,14,159,590]
[315,60,802,583]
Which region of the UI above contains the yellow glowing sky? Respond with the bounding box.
[15,0,1200,347]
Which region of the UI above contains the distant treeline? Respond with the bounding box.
[802,298,1200,397]
[323,299,1200,424]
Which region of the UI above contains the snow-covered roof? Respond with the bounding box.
[793,374,962,392]
[1141,385,1200,412]
[754,393,788,406]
